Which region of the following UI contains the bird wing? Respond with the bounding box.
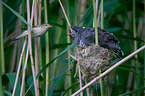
[81,28,95,46]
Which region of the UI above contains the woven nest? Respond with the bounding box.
[72,45,118,83]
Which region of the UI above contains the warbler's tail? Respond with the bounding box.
[11,31,28,41]
[11,34,20,41]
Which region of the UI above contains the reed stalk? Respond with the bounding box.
[21,1,25,95]
[20,46,29,96]
[0,0,5,74]
[92,0,98,45]
[100,0,105,95]
[101,0,104,29]
[38,0,43,95]
[144,0,145,93]
[99,69,104,96]
[66,0,72,95]
[133,0,139,95]
[12,39,27,96]
[27,0,38,96]
[44,0,50,95]
[34,0,40,95]
[0,2,3,96]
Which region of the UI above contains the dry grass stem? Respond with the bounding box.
[20,46,29,96]
[58,0,72,32]
[12,39,27,96]
[27,0,38,95]
[93,0,98,27]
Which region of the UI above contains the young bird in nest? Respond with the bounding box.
[68,26,123,56]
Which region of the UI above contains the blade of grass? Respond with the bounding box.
[119,87,145,96]
[49,66,68,95]
[117,67,145,80]
[61,83,80,96]
[37,43,75,78]
[0,0,32,28]
[25,44,75,95]
[78,4,93,25]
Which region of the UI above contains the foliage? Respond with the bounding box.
[0,0,144,96]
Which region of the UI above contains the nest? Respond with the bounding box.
[71,45,118,83]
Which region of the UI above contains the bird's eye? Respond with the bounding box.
[45,24,48,26]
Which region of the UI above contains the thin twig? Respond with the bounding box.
[58,0,71,26]
[71,45,145,96]
[12,39,27,96]
[58,0,72,32]
[20,46,29,96]
[4,32,15,44]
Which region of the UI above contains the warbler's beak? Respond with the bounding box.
[49,25,53,27]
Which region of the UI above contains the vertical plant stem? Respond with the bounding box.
[0,0,5,74]
[20,46,29,96]
[27,0,38,96]
[101,0,104,29]
[100,0,105,95]
[58,0,71,27]
[22,1,25,95]
[0,2,3,96]
[12,39,27,96]
[38,0,43,95]
[99,69,104,96]
[66,1,72,95]
[133,0,139,95]
[144,47,145,94]
[93,0,98,27]
[92,0,98,45]
[34,0,40,95]
[44,0,49,95]
[144,0,145,93]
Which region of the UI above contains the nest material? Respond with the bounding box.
[74,45,118,82]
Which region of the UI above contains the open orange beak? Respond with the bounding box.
[67,31,74,36]
[67,26,74,36]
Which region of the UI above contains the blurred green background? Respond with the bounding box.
[0,0,145,96]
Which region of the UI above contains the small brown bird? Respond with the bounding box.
[11,24,52,41]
